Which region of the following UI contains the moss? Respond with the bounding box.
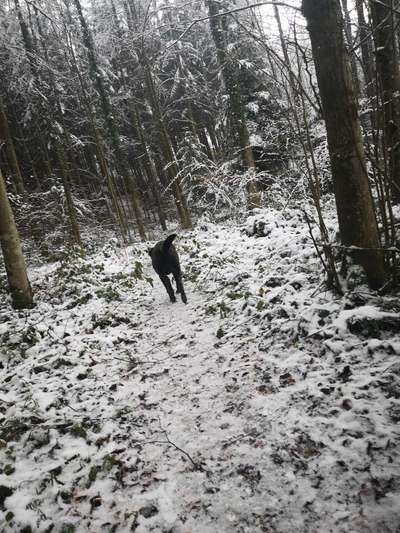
[70,424,87,440]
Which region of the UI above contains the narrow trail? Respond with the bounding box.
[1,216,400,532]
[116,271,276,533]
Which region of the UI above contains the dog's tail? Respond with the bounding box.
[163,234,177,252]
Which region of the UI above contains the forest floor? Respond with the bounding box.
[1,205,400,533]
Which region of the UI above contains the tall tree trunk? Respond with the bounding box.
[56,144,82,246]
[207,121,220,155]
[14,0,35,70]
[369,0,400,203]
[131,105,167,230]
[0,169,33,309]
[73,0,146,240]
[355,0,374,98]
[125,1,192,228]
[64,28,129,239]
[341,0,361,96]
[92,127,130,238]
[141,62,192,229]
[15,0,83,244]
[207,0,260,209]
[302,0,385,289]
[0,96,26,197]
[198,128,215,161]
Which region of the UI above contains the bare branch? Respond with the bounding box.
[165,1,301,50]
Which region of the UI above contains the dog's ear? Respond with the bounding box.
[147,247,153,257]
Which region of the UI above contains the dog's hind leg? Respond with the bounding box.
[180,288,188,304]
[174,274,181,293]
[173,272,187,304]
[159,274,176,303]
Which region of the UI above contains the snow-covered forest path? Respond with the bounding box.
[1,208,400,533]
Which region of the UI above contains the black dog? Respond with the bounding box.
[148,234,187,304]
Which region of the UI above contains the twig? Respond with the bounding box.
[153,417,206,472]
[373,0,400,16]
[222,431,260,448]
[143,334,182,356]
[318,242,400,253]
[125,335,182,375]
[25,0,60,25]
[305,328,325,339]
[161,430,205,471]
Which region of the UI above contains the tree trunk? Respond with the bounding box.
[369,0,400,203]
[0,96,26,197]
[207,0,260,209]
[64,29,129,239]
[56,144,82,246]
[207,122,220,155]
[131,105,167,230]
[355,0,374,98]
[141,63,192,228]
[341,0,361,96]
[0,168,33,309]
[302,0,385,289]
[187,101,215,161]
[125,1,192,228]
[92,128,130,238]
[15,0,84,246]
[73,0,146,240]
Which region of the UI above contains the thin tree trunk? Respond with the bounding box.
[63,27,129,239]
[142,62,192,228]
[56,144,82,246]
[0,168,33,309]
[355,0,375,98]
[126,0,192,227]
[341,0,361,96]
[207,122,220,154]
[132,105,167,230]
[15,0,83,244]
[187,98,215,161]
[302,0,385,289]
[198,128,215,161]
[73,0,146,240]
[0,96,26,197]
[207,0,261,209]
[93,128,130,238]
[369,0,400,203]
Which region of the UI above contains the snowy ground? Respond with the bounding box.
[1,207,400,533]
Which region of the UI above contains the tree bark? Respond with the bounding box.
[341,0,361,96]
[131,105,167,230]
[141,62,192,229]
[0,168,33,309]
[15,0,83,244]
[56,144,82,246]
[207,0,261,209]
[73,0,147,240]
[302,0,385,289]
[0,96,26,197]
[369,0,400,203]
[355,0,374,98]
